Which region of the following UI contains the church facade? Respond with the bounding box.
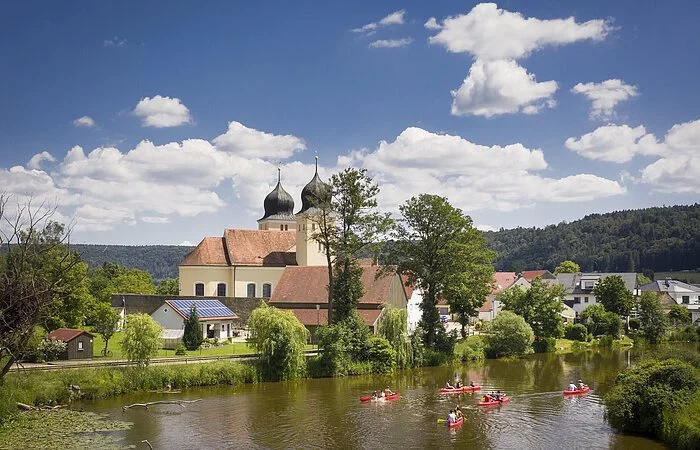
[179,162,408,333]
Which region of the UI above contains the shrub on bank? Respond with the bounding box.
[459,336,486,362]
[484,311,534,358]
[564,324,589,342]
[663,389,700,449]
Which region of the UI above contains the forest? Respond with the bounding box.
[70,204,699,279]
[485,204,700,274]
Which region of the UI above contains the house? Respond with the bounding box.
[556,272,637,316]
[151,299,239,345]
[179,163,409,335]
[639,279,700,325]
[46,328,94,360]
[478,272,530,322]
[268,264,408,339]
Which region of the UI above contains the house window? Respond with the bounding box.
[318,242,322,252]
[195,283,205,296]
[217,283,227,297]
[77,341,84,351]
[583,280,595,290]
[247,283,256,298]
[280,225,284,231]
[584,297,589,303]
[221,324,225,331]
[262,283,272,298]
[683,296,690,304]
[574,297,580,303]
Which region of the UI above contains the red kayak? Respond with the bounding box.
[448,416,464,428]
[359,393,401,402]
[564,386,590,395]
[477,395,510,407]
[439,385,481,394]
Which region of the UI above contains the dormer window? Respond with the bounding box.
[582,280,595,290]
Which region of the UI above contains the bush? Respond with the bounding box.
[565,323,589,342]
[532,336,556,353]
[605,359,700,436]
[21,330,47,363]
[484,311,534,358]
[367,337,396,373]
[628,318,641,331]
[597,335,614,347]
[663,389,700,449]
[460,336,486,362]
[175,343,187,356]
[315,312,376,376]
[38,339,68,362]
[669,326,699,342]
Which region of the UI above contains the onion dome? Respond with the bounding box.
[297,156,330,214]
[259,168,295,220]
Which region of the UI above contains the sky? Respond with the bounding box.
[1,1,698,245]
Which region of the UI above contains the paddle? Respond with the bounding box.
[437,418,447,423]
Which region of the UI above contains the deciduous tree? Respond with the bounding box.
[638,292,668,344]
[121,313,162,368]
[498,277,566,338]
[484,311,534,358]
[668,304,691,327]
[554,260,580,275]
[90,301,120,356]
[155,277,180,296]
[593,275,635,316]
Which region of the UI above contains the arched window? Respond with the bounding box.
[195,283,204,296]
[262,283,272,298]
[247,283,256,298]
[217,283,227,297]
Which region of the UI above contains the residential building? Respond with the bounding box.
[639,279,700,325]
[150,299,239,344]
[557,272,637,316]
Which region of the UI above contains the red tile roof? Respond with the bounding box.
[491,272,517,294]
[401,275,415,300]
[269,266,398,305]
[521,270,553,280]
[478,299,492,313]
[47,328,93,342]
[180,229,297,267]
[181,237,228,266]
[284,307,382,327]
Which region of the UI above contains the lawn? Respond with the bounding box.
[92,332,258,359]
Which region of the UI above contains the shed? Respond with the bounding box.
[46,328,94,360]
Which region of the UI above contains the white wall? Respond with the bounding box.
[151,303,186,330]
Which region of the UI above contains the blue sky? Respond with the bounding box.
[1,1,698,245]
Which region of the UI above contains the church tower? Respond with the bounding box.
[295,156,331,266]
[257,168,297,231]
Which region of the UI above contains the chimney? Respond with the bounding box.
[665,277,671,288]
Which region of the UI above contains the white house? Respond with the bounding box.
[151,299,239,342]
[557,272,637,316]
[639,279,700,305]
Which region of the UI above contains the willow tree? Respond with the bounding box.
[378,306,412,369]
[248,303,309,380]
[391,194,495,347]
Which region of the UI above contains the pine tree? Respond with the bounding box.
[182,305,202,350]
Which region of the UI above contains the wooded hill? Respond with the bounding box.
[71,204,700,279]
[484,204,700,274]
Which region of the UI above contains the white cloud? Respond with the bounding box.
[476,224,497,232]
[179,240,193,246]
[104,36,127,47]
[565,124,661,163]
[349,127,624,212]
[572,79,639,120]
[424,17,441,30]
[141,216,170,224]
[133,95,192,128]
[369,38,413,49]
[451,59,558,117]
[352,10,406,34]
[428,3,611,60]
[212,121,306,159]
[27,151,56,170]
[73,116,95,128]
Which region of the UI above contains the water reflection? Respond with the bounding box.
[85,349,669,449]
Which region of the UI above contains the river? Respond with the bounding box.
[85,348,667,449]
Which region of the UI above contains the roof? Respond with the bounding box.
[478,299,492,313]
[556,272,637,294]
[284,307,382,327]
[521,270,555,280]
[269,266,399,305]
[47,328,93,342]
[491,272,518,294]
[180,229,297,267]
[639,280,700,293]
[165,299,239,321]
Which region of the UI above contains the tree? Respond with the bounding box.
[579,304,622,338]
[90,302,120,356]
[554,260,580,275]
[668,304,691,327]
[155,277,179,296]
[0,197,85,380]
[121,313,162,368]
[498,277,566,339]
[593,275,635,316]
[484,311,534,358]
[378,306,412,369]
[89,263,155,303]
[182,305,203,350]
[391,194,495,347]
[638,292,668,344]
[247,303,309,380]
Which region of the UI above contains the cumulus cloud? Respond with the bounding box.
[424,17,441,30]
[27,151,56,170]
[73,116,95,128]
[212,121,306,159]
[451,59,557,117]
[369,38,413,49]
[565,124,661,163]
[428,3,610,60]
[133,95,192,128]
[352,10,406,35]
[141,216,170,224]
[572,79,639,120]
[104,36,127,47]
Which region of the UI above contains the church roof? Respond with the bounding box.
[181,230,296,267]
[259,169,295,221]
[297,158,330,215]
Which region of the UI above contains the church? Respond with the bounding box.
[179,162,408,336]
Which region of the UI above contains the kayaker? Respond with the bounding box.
[379,390,386,398]
[455,380,463,389]
[567,382,577,391]
[469,381,475,388]
[371,390,379,399]
[385,386,395,396]
[447,409,457,424]
[445,380,454,389]
[455,405,463,419]
[578,380,586,390]
[493,390,502,401]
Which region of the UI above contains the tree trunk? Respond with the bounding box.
[0,354,16,380]
[326,249,333,325]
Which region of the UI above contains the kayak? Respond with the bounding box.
[359,393,401,402]
[564,386,590,395]
[477,395,510,407]
[448,416,464,428]
[439,385,481,394]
